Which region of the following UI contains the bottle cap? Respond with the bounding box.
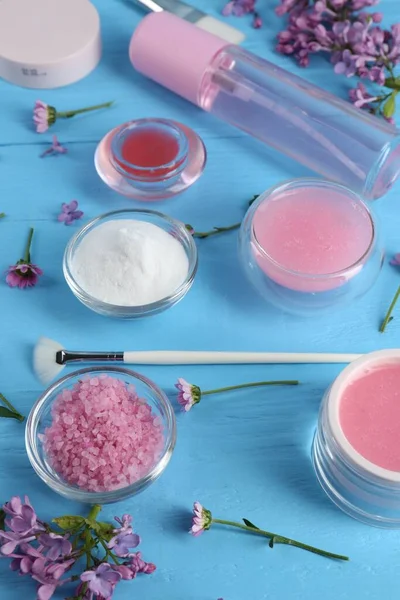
[129,12,227,105]
[0,0,101,89]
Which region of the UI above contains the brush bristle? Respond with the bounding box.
[33,337,65,386]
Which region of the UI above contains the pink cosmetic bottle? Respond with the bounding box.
[129,12,400,200]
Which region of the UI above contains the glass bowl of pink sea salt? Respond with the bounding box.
[25,367,176,504]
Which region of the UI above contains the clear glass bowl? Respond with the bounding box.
[238,179,384,316]
[25,367,176,504]
[63,209,198,318]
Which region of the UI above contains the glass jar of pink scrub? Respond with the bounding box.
[238,179,383,316]
[312,350,400,528]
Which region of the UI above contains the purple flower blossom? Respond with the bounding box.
[9,543,44,575]
[57,200,83,225]
[4,497,42,536]
[222,0,260,27]
[190,501,212,537]
[390,253,400,266]
[0,531,36,556]
[129,552,156,577]
[6,263,43,289]
[40,135,67,158]
[113,514,132,533]
[349,82,378,107]
[38,533,72,561]
[253,12,262,28]
[333,49,358,77]
[32,557,74,600]
[81,563,121,598]
[175,378,201,412]
[107,531,140,557]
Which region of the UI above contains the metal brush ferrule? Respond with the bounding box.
[56,351,124,365]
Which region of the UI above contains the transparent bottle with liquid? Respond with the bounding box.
[130,11,400,200]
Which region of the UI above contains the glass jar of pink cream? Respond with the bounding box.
[312,350,400,528]
[238,179,383,316]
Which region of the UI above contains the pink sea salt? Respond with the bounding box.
[43,375,164,492]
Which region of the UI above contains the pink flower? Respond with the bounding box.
[40,135,67,158]
[190,502,212,537]
[57,200,84,225]
[6,263,43,289]
[390,253,400,266]
[33,100,56,134]
[175,378,201,412]
[5,227,43,289]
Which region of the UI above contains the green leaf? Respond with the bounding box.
[383,94,396,118]
[243,518,260,530]
[0,509,5,530]
[0,407,23,421]
[53,516,85,531]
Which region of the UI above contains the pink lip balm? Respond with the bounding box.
[313,350,400,528]
[239,179,383,315]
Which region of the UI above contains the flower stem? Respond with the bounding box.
[0,393,24,422]
[380,285,400,332]
[202,380,299,396]
[58,101,114,119]
[211,519,348,561]
[23,227,34,263]
[193,223,241,239]
[88,504,102,521]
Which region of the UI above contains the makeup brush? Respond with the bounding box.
[33,337,362,386]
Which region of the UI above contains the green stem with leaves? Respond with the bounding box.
[202,380,299,396]
[380,284,400,332]
[212,519,348,561]
[0,213,5,219]
[189,194,259,239]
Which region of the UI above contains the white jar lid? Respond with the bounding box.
[0,0,101,88]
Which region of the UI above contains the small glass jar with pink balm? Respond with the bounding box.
[313,349,400,528]
[25,367,176,504]
[239,179,383,316]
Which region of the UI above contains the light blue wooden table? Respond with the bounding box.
[0,1,399,598]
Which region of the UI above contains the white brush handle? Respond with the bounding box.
[123,351,362,365]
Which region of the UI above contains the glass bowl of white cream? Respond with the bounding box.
[63,209,198,318]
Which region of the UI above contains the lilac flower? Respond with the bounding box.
[368,65,386,85]
[4,497,42,536]
[40,135,67,158]
[390,253,400,266]
[113,514,132,533]
[0,531,36,555]
[10,543,44,575]
[349,82,378,107]
[81,563,121,597]
[333,49,359,77]
[175,378,201,412]
[38,533,72,561]
[32,558,74,600]
[190,501,213,537]
[57,200,84,225]
[107,530,140,557]
[128,552,156,577]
